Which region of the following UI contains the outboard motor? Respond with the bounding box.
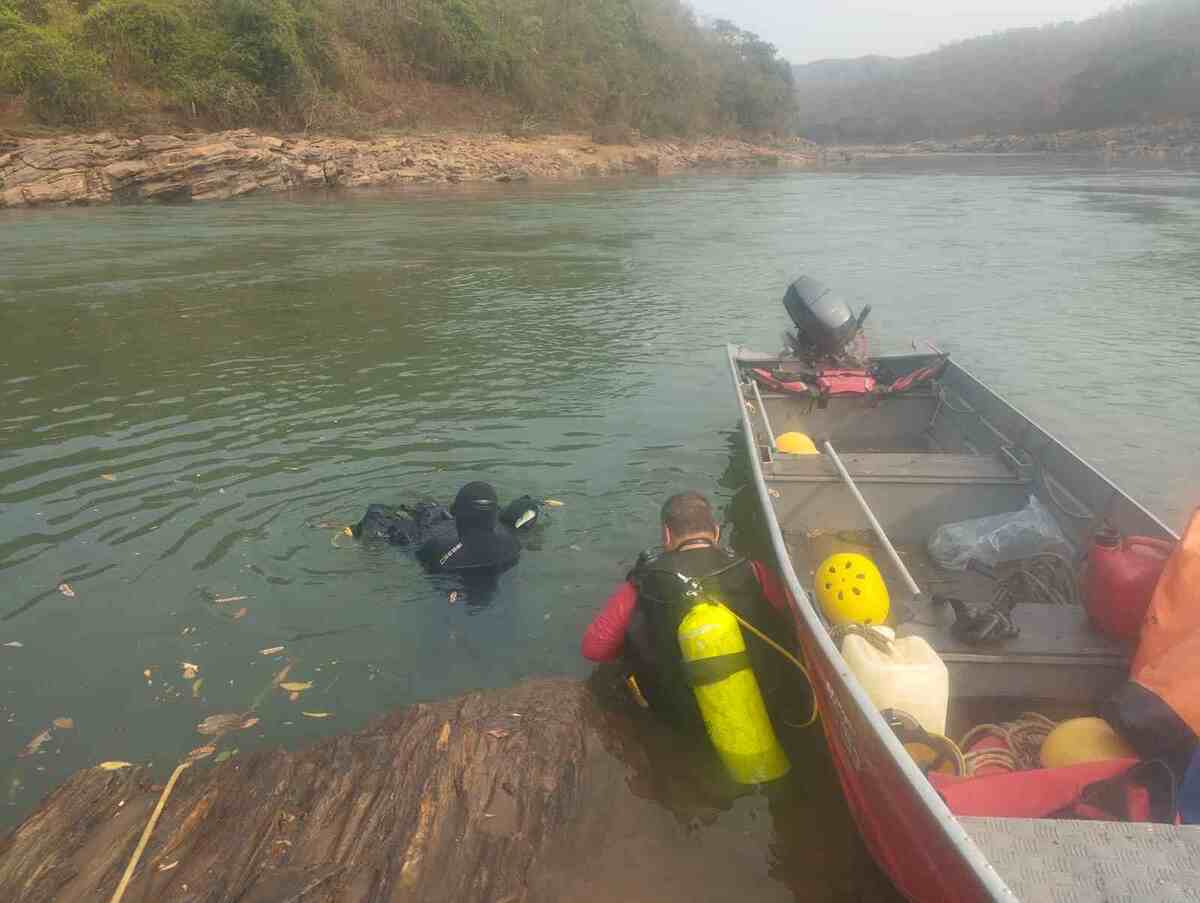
[782,276,870,365]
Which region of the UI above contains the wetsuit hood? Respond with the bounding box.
[451,481,499,532]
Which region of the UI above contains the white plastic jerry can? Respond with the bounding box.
[840,627,949,736]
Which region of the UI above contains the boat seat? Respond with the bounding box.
[898,599,1130,702]
[959,816,1200,902]
[767,452,1027,485]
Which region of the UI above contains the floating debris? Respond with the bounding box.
[232,607,248,620]
[448,591,459,605]
[543,499,565,508]
[4,641,22,648]
[186,745,216,762]
[57,582,76,598]
[52,717,74,730]
[181,662,200,680]
[97,761,133,771]
[214,595,247,605]
[196,713,254,736]
[279,681,312,692]
[259,646,285,656]
[158,861,179,872]
[19,729,52,757]
[301,711,332,719]
[100,473,116,482]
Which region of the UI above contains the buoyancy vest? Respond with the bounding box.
[627,544,788,731]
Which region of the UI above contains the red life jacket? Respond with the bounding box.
[928,758,1176,823]
[750,368,813,397]
[880,357,948,394]
[816,368,876,395]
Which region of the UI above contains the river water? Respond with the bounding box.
[2,156,1199,896]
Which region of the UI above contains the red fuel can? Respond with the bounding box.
[1085,525,1173,640]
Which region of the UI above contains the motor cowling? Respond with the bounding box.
[782,276,868,361]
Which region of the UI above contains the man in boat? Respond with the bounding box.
[581,491,796,731]
[354,481,538,577]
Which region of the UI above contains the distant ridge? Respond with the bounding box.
[792,0,1200,144]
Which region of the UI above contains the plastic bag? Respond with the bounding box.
[927,496,1071,571]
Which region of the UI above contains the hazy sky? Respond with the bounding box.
[692,0,1121,63]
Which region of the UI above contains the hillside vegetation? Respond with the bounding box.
[0,0,797,136]
[793,0,1200,144]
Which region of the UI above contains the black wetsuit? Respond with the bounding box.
[415,523,522,577]
[352,502,452,545]
[353,486,537,581]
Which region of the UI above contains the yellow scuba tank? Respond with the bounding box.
[678,600,791,784]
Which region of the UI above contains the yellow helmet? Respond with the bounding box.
[815,552,890,625]
[1040,717,1134,769]
[776,432,819,455]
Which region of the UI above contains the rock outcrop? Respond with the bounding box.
[0,129,816,209]
[822,119,1200,161]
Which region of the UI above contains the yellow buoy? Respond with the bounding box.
[1039,717,1135,769]
[678,601,790,783]
[776,432,819,455]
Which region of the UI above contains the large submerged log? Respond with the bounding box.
[0,676,893,902]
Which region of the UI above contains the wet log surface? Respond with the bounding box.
[0,675,896,902]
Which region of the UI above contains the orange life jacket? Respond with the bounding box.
[1130,508,1200,734]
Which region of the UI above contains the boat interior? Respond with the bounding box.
[734,349,1199,899]
[741,351,1157,706]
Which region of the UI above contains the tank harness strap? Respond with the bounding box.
[684,650,753,687]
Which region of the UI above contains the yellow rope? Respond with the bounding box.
[722,605,820,728]
[109,761,191,903]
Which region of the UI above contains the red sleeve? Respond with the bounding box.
[750,560,793,616]
[581,581,638,662]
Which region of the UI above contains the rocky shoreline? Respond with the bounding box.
[822,119,1200,161]
[0,129,816,209]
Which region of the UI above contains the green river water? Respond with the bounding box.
[2,156,1199,898]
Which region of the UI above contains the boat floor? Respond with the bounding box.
[960,816,1200,902]
[786,531,1131,700]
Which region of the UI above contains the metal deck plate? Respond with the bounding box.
[959,816,1200,902]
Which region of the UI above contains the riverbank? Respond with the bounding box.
[0,129,816,209]
[0,676,887,902]
[821,119,1200,162]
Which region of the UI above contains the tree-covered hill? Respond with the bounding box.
[0,0,797,135]
[793,0,1200,144]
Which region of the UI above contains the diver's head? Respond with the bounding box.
[451,481,499,532]
[660,491,719,551]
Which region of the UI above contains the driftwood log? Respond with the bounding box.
[0,675,894,902]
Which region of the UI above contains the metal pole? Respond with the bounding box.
[749,377,777,452]
[822,440,922,596]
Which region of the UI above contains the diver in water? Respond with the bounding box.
[581,491,796,732]
[353,481,538,578]
[416,481,525,577]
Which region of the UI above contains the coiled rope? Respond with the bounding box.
[992,554,1080,609]
[960,712,1057,775]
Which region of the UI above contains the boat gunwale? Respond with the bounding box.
[727,342,1021,903]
